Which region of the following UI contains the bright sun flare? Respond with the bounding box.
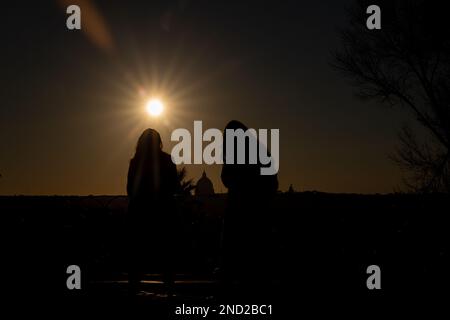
[146,98,164,117]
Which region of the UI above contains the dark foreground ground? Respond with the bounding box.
[2,192,449,316]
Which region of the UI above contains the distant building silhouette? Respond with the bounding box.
[288,184,295,193]
[195,171,215,196]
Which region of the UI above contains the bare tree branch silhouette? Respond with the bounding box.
[333,0,450,193]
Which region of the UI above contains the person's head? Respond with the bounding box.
[223,120,250,163]
[224,120,248,132]
[133,128,162,162]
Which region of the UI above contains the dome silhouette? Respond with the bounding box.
[195,171,215,196]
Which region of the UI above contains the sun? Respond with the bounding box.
[145,98,164,117]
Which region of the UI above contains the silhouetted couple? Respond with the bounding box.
[127,121,278,297]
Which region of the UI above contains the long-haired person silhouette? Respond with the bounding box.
[127,128,179,295]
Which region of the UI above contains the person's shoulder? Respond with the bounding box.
[161,151,175,166]
[129,158,136,168]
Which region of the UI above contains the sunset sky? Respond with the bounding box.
[0,0,415,195]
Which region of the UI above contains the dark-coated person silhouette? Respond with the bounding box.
[127,128,179,295]
[221,120,278,297]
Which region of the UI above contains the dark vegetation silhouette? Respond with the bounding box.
[176,166,195,196]
[126,128,180,295]
[220,120,278,298]
[5,192,449,310]
[333,0,450,193]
